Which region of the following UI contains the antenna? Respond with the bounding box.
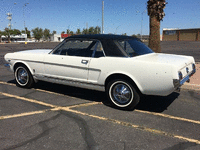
[7,13,12,29]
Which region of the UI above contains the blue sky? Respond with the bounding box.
[0,0,200,35]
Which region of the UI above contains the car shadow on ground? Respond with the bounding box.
[8,80,179,112]
[8,80,105,102]
[136,92,180,113]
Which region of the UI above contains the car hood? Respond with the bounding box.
[135,53,195,68]
[14,49,52,54]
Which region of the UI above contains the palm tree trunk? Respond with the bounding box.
[149,15,161,53]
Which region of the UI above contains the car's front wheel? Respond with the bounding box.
[106,79,140,110]
[15,65,34,88]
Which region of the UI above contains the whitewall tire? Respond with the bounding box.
[106,79,140,110]
[15,65,34,88]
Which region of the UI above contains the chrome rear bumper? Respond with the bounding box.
[173,67,196,89]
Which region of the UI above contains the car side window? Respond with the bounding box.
[52,40,96,57]
[91,42,105,58]
[117,40,137,57]
[118,41,134,54]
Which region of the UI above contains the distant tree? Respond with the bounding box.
[43,28,50,41]
[2,28,11,42]
[21,27,31,38]
[52,30,57,34]
[147,0,167,53]
[136,34,141,38]
[122,33,127,36]
[66,29,70,34]
[82,26,101,35]
[69,31,74,35]
[32,27,43,41]
[94,26,101,34]
[61,31,65,34]
[76,28,81,35]
[82,28,89,34]
[25,27,31,38]
[131,34,137,38]
[89,27,94,34]
[2,28,21,42]
[11,29,21,36]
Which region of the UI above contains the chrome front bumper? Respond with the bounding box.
[4,64,12,71]
[4,64,10,68]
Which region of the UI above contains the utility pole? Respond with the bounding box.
[23,3,29,42]
[141,10,146,41]
[102,1,104,34]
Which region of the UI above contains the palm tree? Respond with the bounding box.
[147,0,167,53]
[76,28,81,35]
[82,28,89,35]
[66,29,70,34]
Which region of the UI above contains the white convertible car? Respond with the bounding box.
[4,34,196,110]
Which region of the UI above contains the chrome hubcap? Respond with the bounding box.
[17,68,28,84]
[112,84,132,104]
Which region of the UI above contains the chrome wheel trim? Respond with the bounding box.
[16,67,29,85]
[109,81,134,107]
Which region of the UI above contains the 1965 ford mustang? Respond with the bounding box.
[4,34,196,110]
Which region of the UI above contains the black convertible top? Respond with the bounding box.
[52,34,152,57]
[59,34,141,57]
[67,34,137,40]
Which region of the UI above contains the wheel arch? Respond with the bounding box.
[105,73,143,95]
[14,61,35,88]
[13,61,33,75]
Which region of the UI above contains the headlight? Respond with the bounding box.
[178,71,183,80]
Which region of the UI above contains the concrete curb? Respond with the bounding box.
[181,62,200,91]
[181,83,200,91]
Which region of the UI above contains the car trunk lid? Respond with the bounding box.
[135,53,194,69]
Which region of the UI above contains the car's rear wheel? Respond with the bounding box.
[15,65,34,88]
[106,79,140,110]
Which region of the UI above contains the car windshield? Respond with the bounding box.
[116,39,154,57]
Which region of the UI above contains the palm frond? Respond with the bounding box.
[147,0,167,21]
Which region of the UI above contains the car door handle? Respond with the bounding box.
[81,60,89,64]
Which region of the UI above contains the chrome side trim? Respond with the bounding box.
[12,59,43,64]
[34,75,105,92]
[12,59,101,72]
